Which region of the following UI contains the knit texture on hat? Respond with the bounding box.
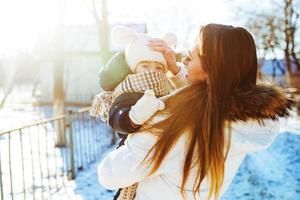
[111,25,177,73]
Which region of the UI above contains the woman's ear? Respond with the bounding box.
[162,32,177,48]
[111,25,138,48]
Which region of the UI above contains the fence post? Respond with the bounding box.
[54,103,66,147]
[66,110,75,180]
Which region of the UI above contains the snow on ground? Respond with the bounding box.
[222,132,300,200]
[51,146,116,200]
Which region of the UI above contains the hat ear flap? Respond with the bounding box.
[111,25,138,47]
[162,32,177,48]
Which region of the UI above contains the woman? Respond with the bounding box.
[98,24,294,200]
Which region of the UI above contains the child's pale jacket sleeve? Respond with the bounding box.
[98,131,181,190]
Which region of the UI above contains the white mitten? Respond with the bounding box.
[128,90,165,125]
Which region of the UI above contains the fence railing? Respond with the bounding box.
[0,107,116,200]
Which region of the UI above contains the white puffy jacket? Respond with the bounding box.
[98,64,281,200]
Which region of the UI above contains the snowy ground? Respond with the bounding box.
[50,146,116,200]
[222,132,300,200]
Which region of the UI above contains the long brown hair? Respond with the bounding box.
[141,24,258,199]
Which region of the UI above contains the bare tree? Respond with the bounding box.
[0,65,15,109]
[53,0,66,146]
[237,0,300,88]
[0,53,39,109]
[82,0,111,64]
[247,15,285,81]
[284,0,300,78]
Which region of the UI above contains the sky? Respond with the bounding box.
[0,0,280,56]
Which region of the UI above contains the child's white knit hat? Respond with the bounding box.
[111,25,177,73]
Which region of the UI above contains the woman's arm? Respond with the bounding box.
[98,132,180,189]
[167,62,188,89]
[147,39,189,89]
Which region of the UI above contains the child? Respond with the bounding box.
[89,25,177,200]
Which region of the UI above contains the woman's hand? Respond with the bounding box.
[129,90,165,125]
[148,39,180,75]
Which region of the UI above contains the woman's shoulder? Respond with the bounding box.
[229,118,281,152]
[230,118,280,133]
[126,131,158,148]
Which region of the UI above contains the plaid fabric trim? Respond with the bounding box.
[116,183,138,200]
[89,71,169,123]
[114,70,169,97]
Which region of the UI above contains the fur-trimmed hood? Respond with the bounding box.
[228,84,295,122]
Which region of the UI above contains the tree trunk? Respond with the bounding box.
[53,0,66,147]
[53,63,66,147]
[291,29,300,72]
[284,0,293,86]
[97,0,111,64]
[0,91,10,109]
